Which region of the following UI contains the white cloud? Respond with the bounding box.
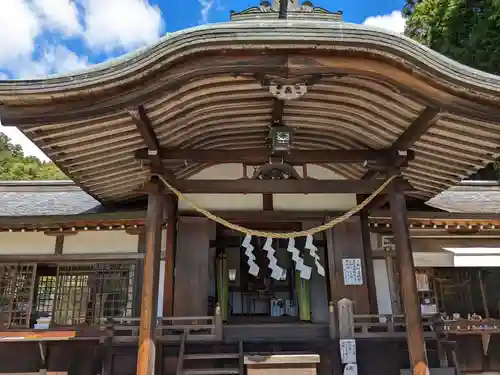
[0,0,87,79]
[0,0,41,64]
[31,0,82,36]
[363,10,406,34]
[0,0,168,160]
[10,44,89,79]
[199,0,214,24]
[0,121,49,161]
[43,44,89,75]
[80,0,164,52]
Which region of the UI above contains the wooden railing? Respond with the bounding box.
[352,314,436,338]
[327,300,437,339]
[0,304,225,344]
[103,315,220,344]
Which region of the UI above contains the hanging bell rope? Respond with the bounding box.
[151,173,397,239]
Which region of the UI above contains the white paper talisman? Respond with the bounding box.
[339,338,357,364]
[342,258,363,286]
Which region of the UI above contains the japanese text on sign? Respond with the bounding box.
[340,338,357,364]
[342,258,363,286]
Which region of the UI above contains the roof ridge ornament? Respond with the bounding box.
[230,0,343,21]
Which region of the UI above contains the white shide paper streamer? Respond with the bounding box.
[242,234,259,276]
[305,235,325,276]
[287,238,312,280]
[263,237,285,280]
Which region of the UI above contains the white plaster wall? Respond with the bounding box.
[0,232,55,255]
[179,163,357,211]
[157,260,165,318]
[63,231,138,254]
[373,259,392,315]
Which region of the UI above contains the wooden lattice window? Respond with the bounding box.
[0,261,136,328]
[48,262,136,325]
[0,263,37,328]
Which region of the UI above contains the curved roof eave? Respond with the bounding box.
[0,20,500,102]
[1,20,500,203]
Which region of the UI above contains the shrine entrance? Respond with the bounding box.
[215,225,313,324]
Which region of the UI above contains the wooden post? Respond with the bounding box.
[389,177,428,375]
[136,178,164,375]
[163,194,178,318]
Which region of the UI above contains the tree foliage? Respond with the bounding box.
[404,0,500,75]
[0,133,67,180]
[404,0,500,178]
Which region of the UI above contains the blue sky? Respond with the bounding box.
[0,0,406,159]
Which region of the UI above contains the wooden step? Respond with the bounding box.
[184,353,240,360]
[183,368,240,375]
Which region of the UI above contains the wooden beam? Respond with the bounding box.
[130,106,177,184]
[392,107,440,150]
[388,177,428,375]
[174,178,415,194]
[363,107,438,181]
[272,98,285,124]
[129,106,160,153]
[135,148,397,165]
[136,178,163,375]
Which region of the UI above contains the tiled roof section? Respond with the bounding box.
[426,181,500,213]
[0,180,103,216]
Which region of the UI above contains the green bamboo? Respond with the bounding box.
[216,255,229,321]
[296,270,311,321]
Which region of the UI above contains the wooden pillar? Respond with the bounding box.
[389,177,428,375]
[163,194,178,318]
[136,178,164,375]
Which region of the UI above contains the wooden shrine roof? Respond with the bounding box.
[1,22,500,202]
[427,180,500,213]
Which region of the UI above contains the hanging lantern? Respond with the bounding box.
[269,126,293,154]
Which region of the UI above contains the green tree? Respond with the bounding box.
[404,0,500,75]
[0,132,68,180]
[404,0,500,178]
